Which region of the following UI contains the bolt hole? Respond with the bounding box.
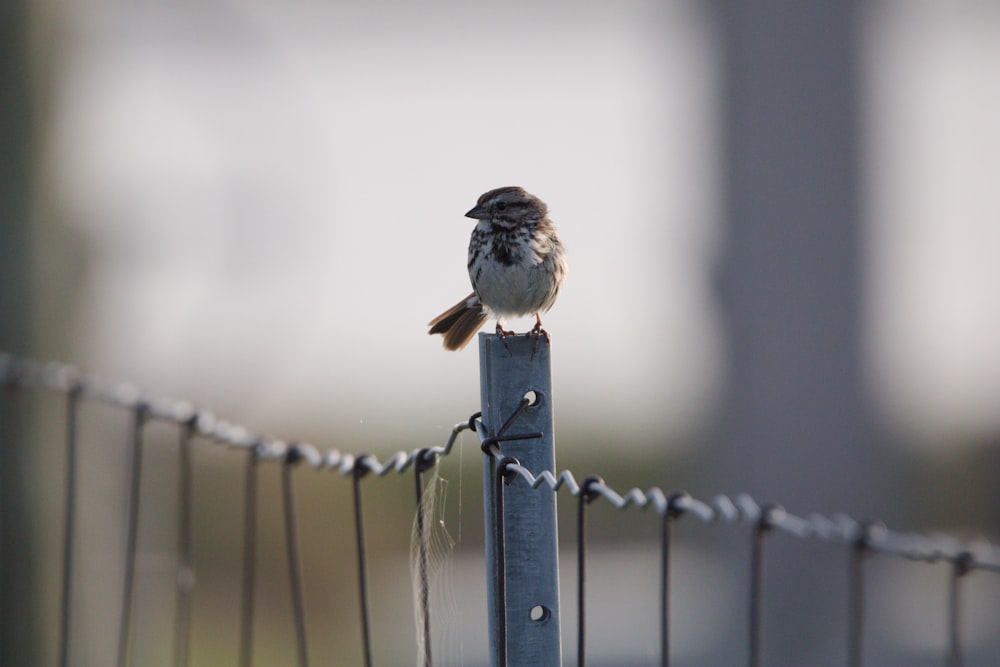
[529,605,550,623]
[523,390,541,407]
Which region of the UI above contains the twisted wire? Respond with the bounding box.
[0,353,473,478]
[2,353,475,667]
[6,350,996,573]
[467,415,1000,575]
[4,351,999,572]
[6,350,1000,667]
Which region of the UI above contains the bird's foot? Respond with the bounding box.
[496,322,516,355]
[529,316,550,359]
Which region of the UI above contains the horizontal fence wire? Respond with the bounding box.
[0,353,472,478]
[476,415,1000,573]
[9,351,995,573]
[0,353,474,667]
[4,351,1000,667]
[472,397,1000,667]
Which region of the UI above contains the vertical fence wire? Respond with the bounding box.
[492,456,515,667]
[173,419,195,667]
[576,485,587,667]
[948,553,972,667]
[281,448,310,667]
[414,449,435,667]
[748,525,763,667]
[116,403,148,667]
[576,476,602,667]
[6,354,1000,667]
[660,493,688,667]
[847,528,869,667]
[660,513,671,667]
[58,384,81,667]
[239,446,259,667]
[748,506,776,667]
[353,456,374,667]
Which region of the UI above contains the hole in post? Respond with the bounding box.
[529,605,550,623]
[523,390,541,407]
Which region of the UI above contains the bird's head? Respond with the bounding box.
[465,186,547,227]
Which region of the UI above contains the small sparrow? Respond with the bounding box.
[429,186,567,350]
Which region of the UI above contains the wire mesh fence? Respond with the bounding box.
[2,349,999,667]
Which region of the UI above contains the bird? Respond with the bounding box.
[429,186,567,351]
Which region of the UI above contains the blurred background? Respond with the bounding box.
[2,0,999,665]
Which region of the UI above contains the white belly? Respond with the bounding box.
[467,219,567,319]
[474,260,554,318]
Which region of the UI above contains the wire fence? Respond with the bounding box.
[2,350,999,667]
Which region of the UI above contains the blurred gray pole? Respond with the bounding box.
[0,0,37,664]
[716,2,880,665]
[479,333,561,666]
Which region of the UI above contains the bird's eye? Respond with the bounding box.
[495,201,507,211]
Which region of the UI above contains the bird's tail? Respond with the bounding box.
[428,293,488,350]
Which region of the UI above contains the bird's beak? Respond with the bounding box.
[465,204,489,220]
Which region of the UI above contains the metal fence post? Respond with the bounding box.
[480,333,562,666]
